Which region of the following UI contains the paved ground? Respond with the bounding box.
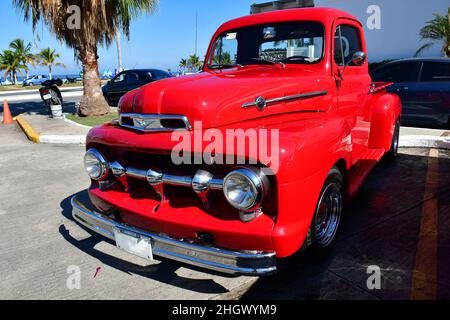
[0,122,449,300]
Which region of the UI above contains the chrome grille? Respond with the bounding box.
[119,113,192,132]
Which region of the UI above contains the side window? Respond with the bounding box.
[372,62,421,83]
[421,62,450,82]
[125,72,140,84]
[334,25,362,66]
[151,70,170,80]
[112,72,125,84]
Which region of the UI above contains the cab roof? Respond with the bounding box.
[216,7,360,34]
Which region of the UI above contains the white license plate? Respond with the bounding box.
[43,94,52,100]
[114,228,154,260]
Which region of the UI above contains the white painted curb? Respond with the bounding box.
[63,116,93,129]
[3,91,82,102]
[39,135,86,144]
[400,135,450,150]
[0,86,83,95]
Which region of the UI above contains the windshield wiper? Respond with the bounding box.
[250,58,285,68]
[208,63,243,70]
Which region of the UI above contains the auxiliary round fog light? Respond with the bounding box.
[84,149,108,181]
[223,168,265,212]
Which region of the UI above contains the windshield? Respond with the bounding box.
[207,21,324,69]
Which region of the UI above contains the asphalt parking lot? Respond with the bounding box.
[0,117,449,299]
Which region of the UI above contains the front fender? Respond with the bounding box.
[368,93,402,151]
[269,115,352,257]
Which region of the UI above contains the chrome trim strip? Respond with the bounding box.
[242,90,328,108]
[71,196,277,276]
[119,113,192,132]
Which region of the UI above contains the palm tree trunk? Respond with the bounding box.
[49,65,52,80]
[13,70,17,85]
[79,47,110,116]
[115,28,123,72]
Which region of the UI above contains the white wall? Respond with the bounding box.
[314,0,449,61]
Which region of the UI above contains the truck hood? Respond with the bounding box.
[119,66,331,129]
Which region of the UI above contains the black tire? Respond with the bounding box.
[303,167,344,255]
[386,119,400,160]
[48,88,63,106]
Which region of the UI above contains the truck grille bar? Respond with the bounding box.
[119,113,192,132]
[107,161,223,205]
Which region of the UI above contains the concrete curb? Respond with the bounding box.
[15,114,87,145]
[39,135,86,144]
[63,116,93,130]
[3,91,82,102]
[0,86,83,95]
[15,115,40,143]
[400,135,450,150]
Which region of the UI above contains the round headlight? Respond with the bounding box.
[84,149,108,181]
[223,168,266,212]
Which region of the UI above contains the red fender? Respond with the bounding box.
[368,93,402,151]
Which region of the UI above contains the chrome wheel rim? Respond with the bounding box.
[315,183,342,247]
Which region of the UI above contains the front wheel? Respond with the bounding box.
[304,167,344,253]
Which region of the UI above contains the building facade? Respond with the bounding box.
[251,0,449,62]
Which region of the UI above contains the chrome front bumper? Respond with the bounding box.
[71,196,277,276]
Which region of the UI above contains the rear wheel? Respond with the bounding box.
[304,167,344,253]
[386,119,400,160]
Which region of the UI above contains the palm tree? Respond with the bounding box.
[0,50,27,84]
[13,0,159,116]
[415,12,450,57]
[9,38,36,79]
[179,58,188,71]
[188,54,203,72]
[37,48,65,80]
[213,52,233,65]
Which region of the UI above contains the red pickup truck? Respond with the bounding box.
[72,8,401,276]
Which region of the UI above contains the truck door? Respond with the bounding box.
[333,21,372,163]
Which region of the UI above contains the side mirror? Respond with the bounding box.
[107,80,111,85]
[351,51,366,66]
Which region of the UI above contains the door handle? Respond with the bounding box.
[396,86,409,91]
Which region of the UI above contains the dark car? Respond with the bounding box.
[371,58,450,129]
[102,69,172,106]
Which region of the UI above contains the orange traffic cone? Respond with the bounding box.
[2,100,13,125]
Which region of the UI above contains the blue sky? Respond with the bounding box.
[1,0,448,77]
[0,0,258,76]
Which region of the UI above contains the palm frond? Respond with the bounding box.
[414,43,434,57]
[13,0,160,56]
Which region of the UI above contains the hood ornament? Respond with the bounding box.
[254,96,267,110]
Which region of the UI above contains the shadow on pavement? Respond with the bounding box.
[241,150,450,300]
[59,191,230,295]
[7,101,77,117]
